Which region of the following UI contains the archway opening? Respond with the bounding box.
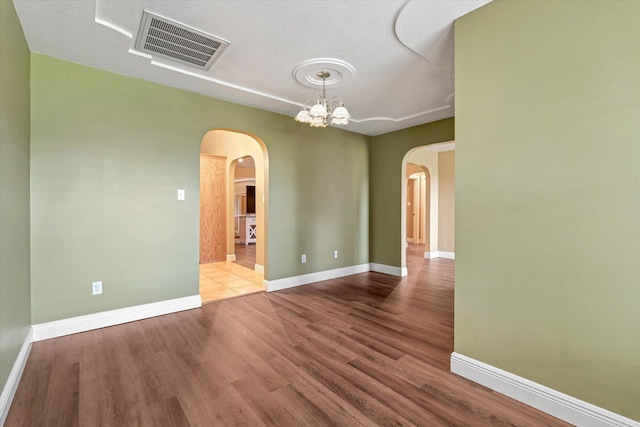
[401,141,455,272]
[406,166,430,258]
[198,129,269,302]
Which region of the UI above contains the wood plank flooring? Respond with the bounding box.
[6,247,569,426]
[234,242,256,270]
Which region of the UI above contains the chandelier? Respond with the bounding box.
[294,71,350,128]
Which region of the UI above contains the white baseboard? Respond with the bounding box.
[438,251,455,259]
[0,328,33,426]
[254,264,264,274]
[370,263,408,277]
[265,264,371,292]
[264,262,409,293]
[450,352,639,427]
[226,254,236,262]
[32,295,202,342]
[424,251,455,259]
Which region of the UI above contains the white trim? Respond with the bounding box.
[95,17,133,38]
[254,264,264,274]
[0,328,33,426]
[450,352,639,427]
[32,295,201,342]
[265,264,371,292]
[370,263,408,277]
[226,254,236,262]
[424,251,455,259]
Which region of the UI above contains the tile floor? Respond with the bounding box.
[199,261,265,303]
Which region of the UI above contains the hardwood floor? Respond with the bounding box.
[234,242,256,270]
[6,249,568,426]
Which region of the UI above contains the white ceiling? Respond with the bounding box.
[13,0,490,136]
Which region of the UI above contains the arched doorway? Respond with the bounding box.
[406,166,430,249]
[401,141,455,272]
[198,129,269,302]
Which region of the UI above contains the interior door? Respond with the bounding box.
[200,155,226,263]
[406,178,414,241]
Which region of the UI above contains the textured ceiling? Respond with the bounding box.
[13,0,490,136]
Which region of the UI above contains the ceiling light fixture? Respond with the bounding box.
[294,71,350,128]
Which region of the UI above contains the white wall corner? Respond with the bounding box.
[450,352,639,427]
[0,327,33,426]
[424,252,435,259]
[32,295,202,342]
[226,254,236,262]
[369,263,408,277]
[254,264,264,274]
[265,264,371,292]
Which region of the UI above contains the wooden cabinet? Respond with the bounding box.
[239,215,256,245]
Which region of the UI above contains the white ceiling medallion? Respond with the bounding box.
[292,58,356,89]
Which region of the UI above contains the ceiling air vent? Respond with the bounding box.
[134,11,229,70]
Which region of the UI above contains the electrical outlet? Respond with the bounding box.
[177,189,185,201]
[333,250,338,259]
[301,254,306,263]
[92,281,102,295]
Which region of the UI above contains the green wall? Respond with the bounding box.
[369,119,454,267]
[0,0,32,397]
[30,54,369,323]
[455,0,640,420]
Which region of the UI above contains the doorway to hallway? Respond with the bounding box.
[198,129,269,303]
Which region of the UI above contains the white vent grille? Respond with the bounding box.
[135,11,229,70]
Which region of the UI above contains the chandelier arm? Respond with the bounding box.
[329,96,342,112]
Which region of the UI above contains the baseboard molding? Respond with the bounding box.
[0,328,33,426]
[254,264,264,274]
[370,263,408,277]
[265,263,371,292]
[32,295,202,342]
[226,254,236,262]
[450,352,639,427]
[424,251,455,259]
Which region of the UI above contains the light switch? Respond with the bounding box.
[177,189,185,201]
